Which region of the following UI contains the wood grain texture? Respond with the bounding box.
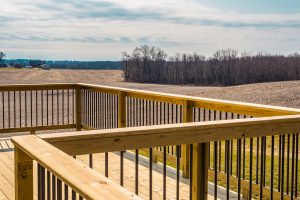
[0,124,76,134]
[0,83,76,91]
[11,135,141,200]
[41,114,300,156]
[181,100,192,178]
[14,147,33,200]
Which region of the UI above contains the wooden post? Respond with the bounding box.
[15,147,33,200]
[118,91,126,128]
[182,100,193,178]
[29,130,35,135]
[118,91,126,157]
[192,143,209,200]
[75,85,82,131]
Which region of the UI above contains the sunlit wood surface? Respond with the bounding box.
[0,138,218,200]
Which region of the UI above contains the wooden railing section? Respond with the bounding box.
[12,135,140,200]
[77,83,300,182]
[0,83,78,134]
[1,83,300,199]
[36,115,300,200]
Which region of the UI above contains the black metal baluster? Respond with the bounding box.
[135,149,139,195]
[25,91,27,127]
[189,144,193,200]
[14,91,16,128]
[20,91,22,127]
[71,190,76,200]
[176,145,180,200]
[24,91,27,127]
[47,170,50,200]
[256,137,260,184]
[2,91,4,128]
[263,137,267,187]
[105,152,108,177]
[61,89,64,125]
[47,90,49,126]
[237,139,241,200]
[291,134,295,200]
[57,90,59,125]
[64,184,68,200]
[249,138,253,200]
[67,89,70,125]
[295,133,299,198]
[226,140,230,200]
[287,134,290,194]
[52,90,54,125]
[260,137,264,200]
[104,92,107,129]
[8,91,10,128]
[214,141,218,200]
[57,178,62,200]
[52,175,56,200]
[243,138,246,180]
[219,141,222,172]
[72,89,75,124]
[281,135,285,200]
[120,151,124,186]
[271,136,274,200]
[89,154,93,169]
[38,164,41,199]
[163,146,166,200]
[278,135,282,192]
[149,148,153,200]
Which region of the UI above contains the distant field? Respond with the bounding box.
[0,68,123,84]
[1,68,300,108]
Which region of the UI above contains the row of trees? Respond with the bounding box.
[122,46,300,86]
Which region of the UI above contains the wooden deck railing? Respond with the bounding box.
[0,83,79,134]
[12,135,140,200]
[12,114,300,200]
[1,83,300,199]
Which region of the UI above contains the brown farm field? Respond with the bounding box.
[1,68,300,108]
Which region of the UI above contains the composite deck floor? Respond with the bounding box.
[0,138,222,200]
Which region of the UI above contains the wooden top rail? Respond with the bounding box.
[0,83,77,91]
[41,114,300,156]
[78,83,300,117]
[11,135,141,200]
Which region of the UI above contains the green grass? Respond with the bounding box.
[135,135,300,199]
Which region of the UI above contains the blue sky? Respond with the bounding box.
[0,0,299,60]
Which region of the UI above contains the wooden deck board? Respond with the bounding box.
[0,139,216,200]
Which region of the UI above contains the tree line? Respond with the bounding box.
[122,45,300,86]
[0,52,5,63]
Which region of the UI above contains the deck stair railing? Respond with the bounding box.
[0,83,300,199]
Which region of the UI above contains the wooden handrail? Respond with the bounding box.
[12,135,141,200]
[41,114,300,156]
[0,83,76,91]
[0,124,76,134]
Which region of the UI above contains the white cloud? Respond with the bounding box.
[0,0,299,60]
